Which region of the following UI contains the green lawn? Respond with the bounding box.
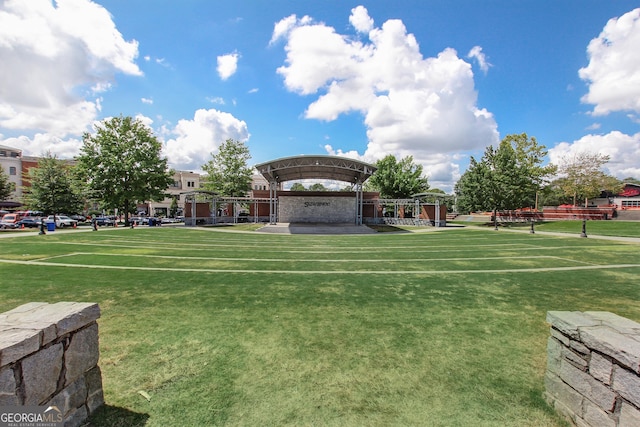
[1,226,639,426]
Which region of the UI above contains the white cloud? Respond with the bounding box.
[141,98,153,105]
[548,131,640,179]
[350,6,374,33]
[0,132,82,159]
[0,0,141,137]
[275,6,498,192]
[269,14,312,45]
[207,97,225,105]
[324,144,363,161]
[467,46,491,74]
[323,144,461,193]
[217,52,240,80]
[134,114,154,128]
[579,8,640,116]
[163,108,250,172]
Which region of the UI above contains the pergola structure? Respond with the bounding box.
[254,155,377,225]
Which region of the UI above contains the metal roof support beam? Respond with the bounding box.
[355,180,363,225]
[269,180,278,224]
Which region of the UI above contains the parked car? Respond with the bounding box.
[129,216,148,225]
[70,214,87,223]
[16,217,42,228]
[46,215,78,228]
[94,216,115,226]
[1,213,19,224]
[160,217,180,224]
[0,217,19,229]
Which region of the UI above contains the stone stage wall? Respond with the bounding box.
[279,195,357,223]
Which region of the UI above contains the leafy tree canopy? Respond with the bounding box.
[308,182,328,191]
[289,183,306,191]
[622,177,640,185]
[556,152,623,206]
[455,133,556,219]
[0,167,12,201]
[366,155,429,198]
[201,139,252,197]
[77,116,173,224]
[23,152,84,215]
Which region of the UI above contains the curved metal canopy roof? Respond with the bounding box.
[255,155,377,184]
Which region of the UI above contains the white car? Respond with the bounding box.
[46,215,78,228]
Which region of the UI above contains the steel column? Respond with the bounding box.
[355,181,363,225]
[269,180,278,224]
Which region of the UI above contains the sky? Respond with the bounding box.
[1,0,639,193]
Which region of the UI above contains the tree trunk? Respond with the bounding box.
[123,199,130,226]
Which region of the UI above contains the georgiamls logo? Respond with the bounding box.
[0,405,63,426]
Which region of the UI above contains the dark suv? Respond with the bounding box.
[94,216,116,226]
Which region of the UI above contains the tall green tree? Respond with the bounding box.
[169,196,179,218]
[454,157,487,214]
[77,116,173,226]
[23,153,84,215]
[0,167,13,201]
[308,182,328,191]
[366,155,429,198]
[556,152,623,206]
[455,133,556,227]
[289,183,306,191]
[622,177,640,185]
[201,139,252,197]
[504,133,557,208]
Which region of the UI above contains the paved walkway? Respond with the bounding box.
[2,222,639,243]
[500,227,640,244]
[258,223,377,234]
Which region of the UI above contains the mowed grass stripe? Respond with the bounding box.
[51,239,541,251]
[36,252,573,262]
[1,258,637,274]
[42,240,605,256]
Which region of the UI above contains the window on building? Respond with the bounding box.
[9,166,16,175]
[187,181,195,188]
[0,151,6,157]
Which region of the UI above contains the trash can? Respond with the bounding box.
[148,218,155,226]
[46,221,56,232]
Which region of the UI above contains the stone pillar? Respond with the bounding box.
[0,302,104,427]
[545,311,640,427]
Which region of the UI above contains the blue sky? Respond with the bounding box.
[1,0,639,192]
